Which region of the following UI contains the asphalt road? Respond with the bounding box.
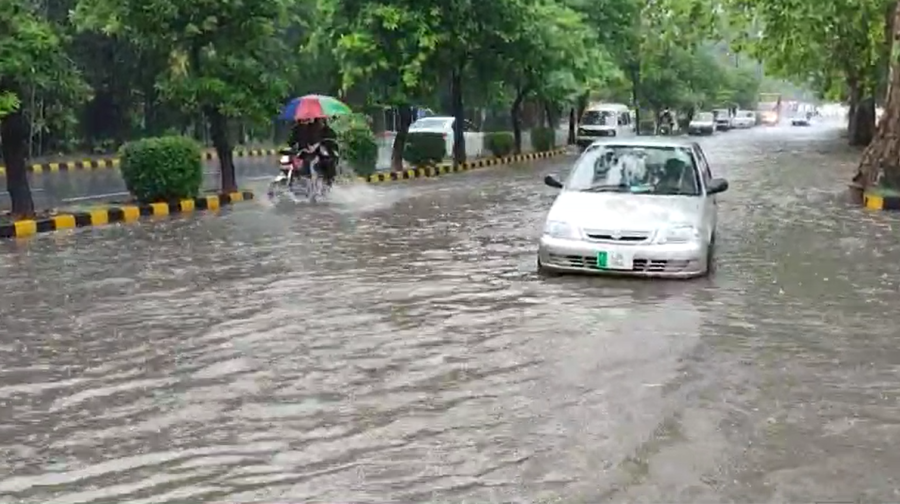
[4,120,900,503]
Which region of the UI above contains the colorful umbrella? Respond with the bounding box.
[280,95,352,121]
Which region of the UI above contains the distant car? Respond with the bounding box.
[537,137,729,278]
[713,109,733,130]
[407,116,480,158]
[732,110,756,128]
[688,112,716,135]
[791,114,811,126]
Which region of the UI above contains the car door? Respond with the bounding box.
[693,143,717,238]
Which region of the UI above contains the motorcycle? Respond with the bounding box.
[267,146,330,203]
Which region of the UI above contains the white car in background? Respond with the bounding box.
[688,112,716,135]
[537,138,728,278]
[407,116,482,159]
[732,110,756,128]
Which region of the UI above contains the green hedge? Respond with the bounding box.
[403,132,446,166]
[120,136,202,203]
[332,114,378,176]
[485,132,515,157]
[531,127,556,152]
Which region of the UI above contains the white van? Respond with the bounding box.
[575,103,634,148]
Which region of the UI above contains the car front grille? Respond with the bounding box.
[583,230,651,243]
[579,129,615,137]
[547,254,692,272]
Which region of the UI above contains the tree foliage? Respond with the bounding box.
[0,0,765,214]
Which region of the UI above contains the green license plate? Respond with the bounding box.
[596,251,608,269]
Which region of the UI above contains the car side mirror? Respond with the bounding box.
[707,178,728,194]
[544,174,563,188]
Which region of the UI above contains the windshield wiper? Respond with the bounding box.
[581,183,629,192]
[653,188,697,196]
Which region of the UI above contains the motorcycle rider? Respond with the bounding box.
[316,119,339,187]
[659,108,674,134]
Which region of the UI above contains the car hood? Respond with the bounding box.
[580,124,616,130]
[690,120,713,126]
[547,191,703,230]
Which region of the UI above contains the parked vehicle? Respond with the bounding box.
[688,112,716,135]
[408,116,481,158]
[732,110,756,128]
[713,109,733,130]
[537,137,728,278]
[576,103,635,149]
[791,113,811,126]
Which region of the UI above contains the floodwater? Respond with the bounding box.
[3,121,900,503]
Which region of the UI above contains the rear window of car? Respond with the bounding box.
[410,118,452,130]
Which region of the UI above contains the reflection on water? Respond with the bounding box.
[3,123,900,503]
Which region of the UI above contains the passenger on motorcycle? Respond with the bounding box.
[288,119,339,185]
[659,108,674,134]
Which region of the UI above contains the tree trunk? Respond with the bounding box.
[205,106,237,193]
[576,92,589,123]
[856,0,900,189]
[511,89,525,154]
[568,108,576,145]
[847,76,861,143]
[544,102,554,128]
[450,67,466,165]
[390,104,413,171]
[853,96,876,146]
[0,104,36,218]
[630,63,641,134]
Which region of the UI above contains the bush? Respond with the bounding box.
[403,132,446,167]
[331,113,378,176]
[530,127,556,152]
[120,136,202,203]
[485,132,515,157]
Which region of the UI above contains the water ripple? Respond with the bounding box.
[3,122,900,502]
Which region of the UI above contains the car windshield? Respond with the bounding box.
[410,118,452,130]
[581,110,617,126]
[695,112,713,121]
[739,111,755,118]
[564,144,701,196]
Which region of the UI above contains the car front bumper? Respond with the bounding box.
[688,126,714,135]
[538,236,708,278]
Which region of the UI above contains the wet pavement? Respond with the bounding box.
[3,121,900,503]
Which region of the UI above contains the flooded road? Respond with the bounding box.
[3,122,900,503]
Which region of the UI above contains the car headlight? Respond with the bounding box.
[543,220,580,240]
[656,225,700,244]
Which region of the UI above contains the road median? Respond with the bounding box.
[358,148,569,183]
[0,148,277,176]
[0,191,253,239]
[863,188,900,210]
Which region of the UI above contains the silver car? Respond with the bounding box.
[537,138,728,278]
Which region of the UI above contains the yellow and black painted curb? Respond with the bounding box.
[863,191,900,211]
[358,148,569,183]
[0,191,253,239]
[0,149,277,176]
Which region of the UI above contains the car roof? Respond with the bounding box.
[413,116,454,122]
[587,137,697,150]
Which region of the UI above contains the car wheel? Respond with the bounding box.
[537,257,558,277]
[706,232,717,275]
